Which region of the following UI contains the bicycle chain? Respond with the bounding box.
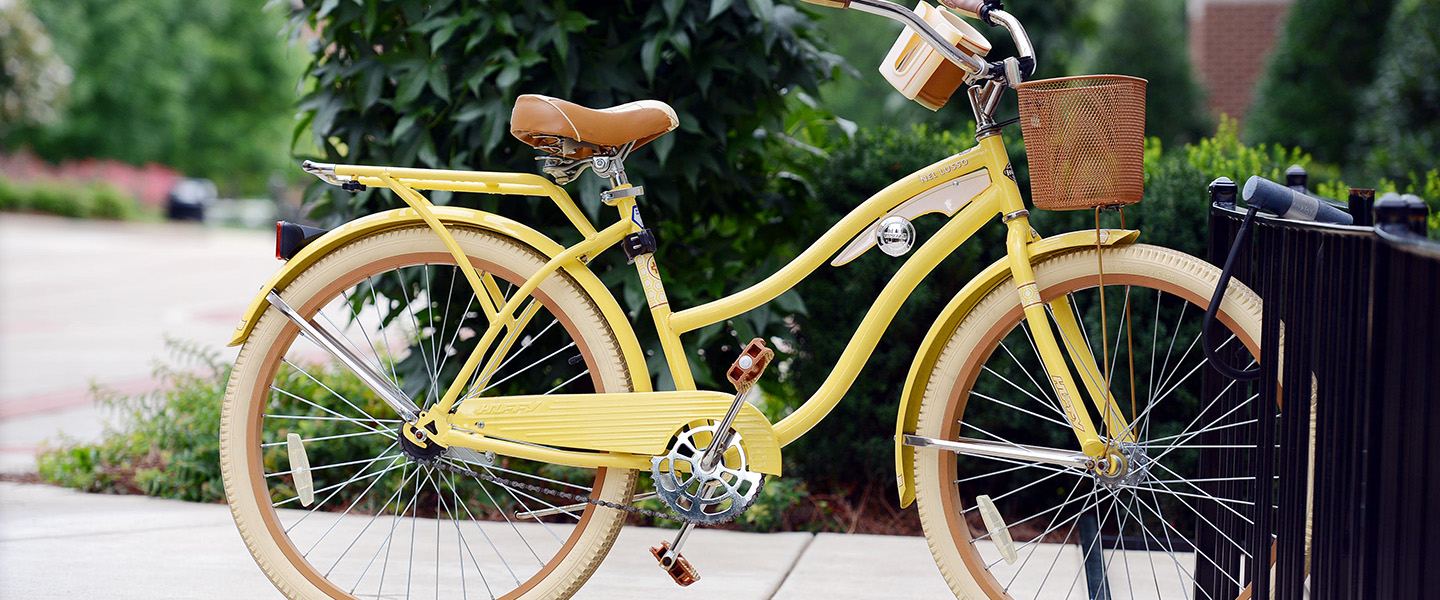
[421,456,698,524]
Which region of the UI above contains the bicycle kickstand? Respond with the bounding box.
[650,338,775,586]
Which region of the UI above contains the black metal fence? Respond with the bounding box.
[1205,195,1440,600]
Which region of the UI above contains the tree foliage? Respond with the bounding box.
[0,1,72,136]
[293,0,843,388]
[1351,0,1440,186]
[1245,0,1396,162]
[10,0,304,194]
[1080,0,1208,146]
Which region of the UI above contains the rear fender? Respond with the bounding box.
[893,229,1140,507]
[227,206,652,392]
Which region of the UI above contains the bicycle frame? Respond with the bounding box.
[235,130,1138,478]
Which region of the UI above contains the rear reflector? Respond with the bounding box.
[275,221,330,261]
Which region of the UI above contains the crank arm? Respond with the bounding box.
[514,492,659,520]
[266,291,420,422]
[903,434,1096,471]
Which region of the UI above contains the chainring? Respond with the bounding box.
[650,425,765,525]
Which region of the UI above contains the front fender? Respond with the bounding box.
[893,228,1140,507]
[227,206,652,392]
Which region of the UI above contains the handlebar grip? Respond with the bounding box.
[796,0,852,7]
[938,0,985,18]
[1242,176,1354,225]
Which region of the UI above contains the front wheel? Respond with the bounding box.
[220,226,636,600]
[915,244,1267,600]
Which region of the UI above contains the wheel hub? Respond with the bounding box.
[1095,442,1151,490]
[397,424,446,463]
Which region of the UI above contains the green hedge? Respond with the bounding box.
[0,177,142,220]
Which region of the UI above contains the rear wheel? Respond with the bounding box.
[915,244,1267,600]
[221,226,636,600]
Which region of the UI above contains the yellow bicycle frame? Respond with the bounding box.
[231,131,1136,490]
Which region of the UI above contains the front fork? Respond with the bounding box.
[1003,214,1134,463]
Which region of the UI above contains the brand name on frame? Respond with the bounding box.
[919,158,968,183]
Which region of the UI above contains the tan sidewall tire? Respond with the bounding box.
[913,244,1263,599]
[220,226,636,600]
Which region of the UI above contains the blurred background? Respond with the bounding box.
[0,0,1435,531]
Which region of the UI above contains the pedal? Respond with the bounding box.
[650,540,700,586]
[726,338,775,390]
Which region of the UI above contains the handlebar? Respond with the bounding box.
[1242,176,1354,225]
[797,0,1035,85]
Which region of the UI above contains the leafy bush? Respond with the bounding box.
[87,183,137,220]
[0,177,141,219]
[0,179,26,212]
[38,342,230,501]
[292,0,843,389]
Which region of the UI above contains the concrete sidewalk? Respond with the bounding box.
[0,214,277,473]
[0,482,955,599]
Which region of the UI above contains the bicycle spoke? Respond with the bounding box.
[439,472,523,586]
[969,388,1074,429]
[1131,489,1239,593]
[268,446,398,478]
[318,458,424,571]
[278,360,384,427]
[263,428,391,448]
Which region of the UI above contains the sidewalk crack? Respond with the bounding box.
[766,532,816,600]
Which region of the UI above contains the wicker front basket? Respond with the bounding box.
[1017,75,1147,211]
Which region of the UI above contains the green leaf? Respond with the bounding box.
[558,11,595,32]
[389,114,419,144]
[453,104,486,123]
[428,65,451,102]
[359,67,384,109]
[495,12,516,36]
[669,30,691,60]
[653,131,677,165]
[662,0,685,22]
[431,22,460,54]
[708,0,735,21]
[745,0,774,21]
[395,67,429,105]
[773,290,808,316]
[417,135,438,167]
[641,37,662,82]
[496,63,521,90]
[552,29,570,62]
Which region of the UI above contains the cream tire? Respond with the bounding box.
[914,244,1264,599]
[221,226,636,600]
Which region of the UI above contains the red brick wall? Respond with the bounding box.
[1189,0,1293,125]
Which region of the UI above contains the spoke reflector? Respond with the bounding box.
[976,494,1018,565]
[287,433,315,507]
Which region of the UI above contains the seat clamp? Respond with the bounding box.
[601,185,645,205]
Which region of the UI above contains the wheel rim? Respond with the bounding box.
[240,246,626,600]
[937,269,1265,600]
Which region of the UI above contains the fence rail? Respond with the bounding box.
[1206,198,1439,600]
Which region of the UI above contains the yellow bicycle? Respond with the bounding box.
[220,0,1268,598]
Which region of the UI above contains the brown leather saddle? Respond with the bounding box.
[509,94,679,159]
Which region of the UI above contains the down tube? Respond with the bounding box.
[771,187,1003,446]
